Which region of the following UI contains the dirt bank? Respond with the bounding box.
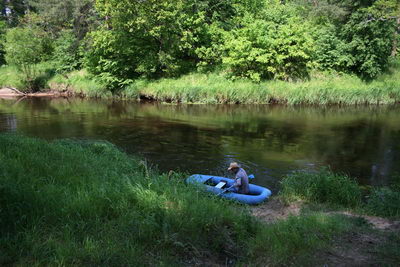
[251,197,400,230]
[0,87,71,98]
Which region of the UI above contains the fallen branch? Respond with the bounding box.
[0,87,26,96]
[363,15,399,24]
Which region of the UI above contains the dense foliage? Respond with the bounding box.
[0,0,399,90]
[0,21,6,65]
[3,26,52,90]
[222,3,314,81]
[52,30,81,73]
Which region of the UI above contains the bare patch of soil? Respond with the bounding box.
[250,198,302,223]
[330,211,400,231]
[251,198,400,231]
[0,87,73,98]
[25,91,71,97]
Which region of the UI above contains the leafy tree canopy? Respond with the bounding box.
[0,0,398,87]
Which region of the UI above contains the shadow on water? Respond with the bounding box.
[1,97,400,192]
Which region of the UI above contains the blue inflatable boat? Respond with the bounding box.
[186,174,271,205]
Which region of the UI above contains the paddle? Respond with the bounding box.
[216,174,255,196]
[217,184,235,196]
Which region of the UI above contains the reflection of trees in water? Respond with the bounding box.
[370,129,400,186]
[308,120,400,185]
[0,114,17,132]
[86,116,227,176]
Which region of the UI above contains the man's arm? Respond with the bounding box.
[234,177,242,188]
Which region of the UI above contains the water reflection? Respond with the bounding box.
[0,97,399,191]
[0,113,17,132]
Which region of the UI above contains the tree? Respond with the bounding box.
[364,0,400,56]
[1,0,29,26]
[52,30,81,73]
[0,21,6,65]
[29,0,98,39]
[222,2,314,81]
[337,2,397,79]
[4,26,52,91]
[304,0,398,78]
[85,0,241,87]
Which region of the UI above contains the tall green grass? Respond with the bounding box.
[280,169,400,219]
[0,134,260,265]
[0,62,57,92]
[126,73,270,104]
[48,70,110,98]
[249,213,354,265]
[2,58,400,104]
[0,134,358,265]
[280,169,362,208]
[122,59,400,105]
[0,65,26,89]
[365,187,400,218]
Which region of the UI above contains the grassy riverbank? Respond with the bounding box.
[280,168,400,218]
[1,59,400,105]
[125,61,400,105]
[1,134,399,265]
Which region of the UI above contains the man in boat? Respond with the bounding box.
[227,162,249,194]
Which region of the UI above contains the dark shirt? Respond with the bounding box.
[234,168,249,194]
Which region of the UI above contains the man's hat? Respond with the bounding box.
[228,162,240,171]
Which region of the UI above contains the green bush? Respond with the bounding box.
[0,21,7,66]
[312,24,348,71]
[280,169,362,207]
[52,30,81,74]
[222,3,314,81]
[84,0,236,88]
[4,26,53,91]
[339,9,396,79]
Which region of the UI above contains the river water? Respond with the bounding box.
[1,97,399,191]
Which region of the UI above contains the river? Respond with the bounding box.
[1,97,399,192]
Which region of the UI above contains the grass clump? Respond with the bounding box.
[0,62,55,91]
[365,187,400,218]
[280,169,400,219]
[280,168,362,208]
[0,65,26,89]
[48,70,109,98]
[129,73,269,104]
